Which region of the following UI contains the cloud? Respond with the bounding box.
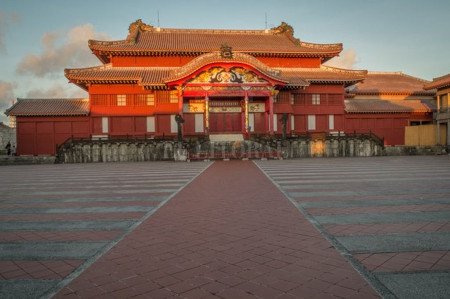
[324,49,358,69]
[16,24,109,77]
[0,81,16,111]
[0,11,19,53]
[25,82,87,98]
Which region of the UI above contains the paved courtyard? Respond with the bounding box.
[0,156,449,298]
[256,156,450,298]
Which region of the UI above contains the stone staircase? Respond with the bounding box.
[186,140,280,160]
[209,134,244,142]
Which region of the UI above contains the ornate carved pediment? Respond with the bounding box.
[220,44,233,59]
[189,67,269,84]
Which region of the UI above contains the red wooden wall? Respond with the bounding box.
[16,117,90,156]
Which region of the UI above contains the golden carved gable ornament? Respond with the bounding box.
[189,67,268,84]
[220,44,233,59]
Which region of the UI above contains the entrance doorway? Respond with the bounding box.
[209,113,242,133]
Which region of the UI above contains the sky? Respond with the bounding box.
[1,0,450,123]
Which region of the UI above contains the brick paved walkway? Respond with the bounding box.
[0,162,210,298]
[55,161,378,298]
[257,156,450,299]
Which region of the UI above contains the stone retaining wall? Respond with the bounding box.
[58,140,181,163]
[56,135,386,163]
[283,138,382,158]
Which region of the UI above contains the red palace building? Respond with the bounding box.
[6,20,435,156]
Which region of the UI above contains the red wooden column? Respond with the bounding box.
[177,86,183,115]
[269,91,276,135]
[204,93,209,134]
[244,92,249,136]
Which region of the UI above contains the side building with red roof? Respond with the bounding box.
[345,72,435,145]
[424,73,450,148]
[5,20,436,156]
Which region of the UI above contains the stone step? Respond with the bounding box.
[209,134,244,142]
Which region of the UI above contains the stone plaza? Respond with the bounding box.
[0,156,449,298]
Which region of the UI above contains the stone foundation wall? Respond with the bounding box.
[0,155,55,166]
[283,138,383,158]
[384,145,447,156]
[59,140,181,163]
[57,136,386,163]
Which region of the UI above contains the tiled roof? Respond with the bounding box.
[345,99,433,113]
[278,66,367,87]
[89,20,342,62]
[424,73,450,90]
[66,62,366,89]
[5,98,89,116]
[349,71,434,95]
[65,65,176,90]
[165,52,293,85]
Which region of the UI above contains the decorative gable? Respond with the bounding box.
[189,67,269,85]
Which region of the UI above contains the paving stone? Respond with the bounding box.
[258,156,450,299]
[376,272,450,299]
[0,279,60,298]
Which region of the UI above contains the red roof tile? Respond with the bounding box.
[66,62,365,89]
[278,66,367,87]
[165,52,292,85]
[5,98,89,116]
[65,65,175,90]
[349,72,434,95]
[89,20,342,62]
[424,73,450,90]
[345,99,432,113]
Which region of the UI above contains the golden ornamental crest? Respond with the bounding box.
[220,44,233,59]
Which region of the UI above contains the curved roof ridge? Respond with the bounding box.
[432,73,450,81]
[16,98,88,101]
[368,71,430,83]
[88,20,343,63]
[320,65,368,75]
[65,64,113,75]
[424,73,450,90]
[165,51,286,83]
[368,71,403,75]
[299,41,342,50]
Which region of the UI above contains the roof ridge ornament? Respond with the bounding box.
[271,22,295,36]
[127,19,154,44]
[270,22,301,45]
[128,19,154,33]
[220,44,233,59]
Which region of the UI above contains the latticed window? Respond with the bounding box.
[156,91,170,104]
[169,91,179,104]
[146,94,155,106]
[327,94,342,106]
[91,94,108,106]
[294,94,306,105]
[276,92,290,104]
[135,94,154,106]
[117,94,126,106]
[312,94,320,105]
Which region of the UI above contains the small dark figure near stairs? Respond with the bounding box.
[5,141,11,156]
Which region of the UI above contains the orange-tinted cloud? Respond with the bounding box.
[16,24,109,77]
[324,49,358,69]
[0,81,16,111]
[25,82,87,98]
